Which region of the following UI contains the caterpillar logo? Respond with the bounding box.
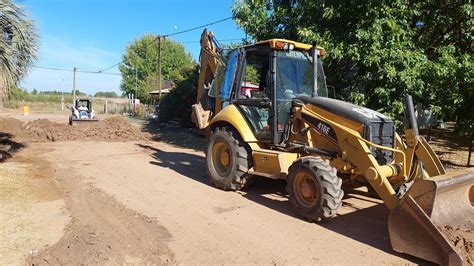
[302,113,338,143]
[352,107,382,119]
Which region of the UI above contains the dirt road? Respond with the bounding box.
[51,140,427,264]
[1,114,426,264]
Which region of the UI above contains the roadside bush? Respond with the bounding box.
[4,100,19,109]
[159,66,198,127]
[135,104,146,118]
[94,91,119,98]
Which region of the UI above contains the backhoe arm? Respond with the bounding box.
[192,29,223,130]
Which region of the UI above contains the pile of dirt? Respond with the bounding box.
[22,117,149,142]
[0,117,24,134]
[439,225,474,265]
[0,117,28,161]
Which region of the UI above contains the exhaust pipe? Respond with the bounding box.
[403,93,419,136]
[311,41,318,98]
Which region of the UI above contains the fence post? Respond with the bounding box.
[61,92,64,111]
[468,132,473,167]
[104,98,108,114]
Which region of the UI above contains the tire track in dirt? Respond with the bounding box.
[0,143,67,264]
[30,147,174,264]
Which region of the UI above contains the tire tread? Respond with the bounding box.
[207,127,253,191]
[287,157,343,222]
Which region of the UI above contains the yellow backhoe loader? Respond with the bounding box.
[192,29,474,265]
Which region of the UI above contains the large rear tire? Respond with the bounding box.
[206,127,253,191]
[287,157,343,222]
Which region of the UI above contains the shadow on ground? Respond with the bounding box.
[138,143,427,264]
[141,119,205,151]
[136,143,207,184]
[240,178,425,264]
[0,132,25,162]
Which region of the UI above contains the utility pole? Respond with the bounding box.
[61,91,64,111]
[72,67,77,104]
[157,36,162,101]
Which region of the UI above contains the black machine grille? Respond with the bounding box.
[364,121,395,165]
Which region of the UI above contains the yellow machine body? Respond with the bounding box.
[195,30,474,265]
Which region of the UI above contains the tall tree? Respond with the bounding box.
[233,0,473,132]
[0,0,39,102]
[119,35,194,102]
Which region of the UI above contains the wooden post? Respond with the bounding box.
[104,98,108,114]
[158,36,162,101]
[72,67,77,104]
[468,132,473,167]
[131,93,134,115]
[61,92,64,111]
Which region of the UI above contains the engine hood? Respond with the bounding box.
[296,95,392,125]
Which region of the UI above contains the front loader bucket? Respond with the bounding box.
[388,168,474,265]
[70,118,99,126]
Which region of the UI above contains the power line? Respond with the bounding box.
[99,16,234,72]
[179,38,243,44]
[165,17,233,38]
[31,37,242,76]
[33,16,239,76]
[33,65,121,76]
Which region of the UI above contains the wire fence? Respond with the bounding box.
[421,126,473,169]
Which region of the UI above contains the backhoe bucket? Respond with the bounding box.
[388,168,474,265]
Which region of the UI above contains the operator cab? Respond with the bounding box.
[75,99,92,112]
[208,39,328,145]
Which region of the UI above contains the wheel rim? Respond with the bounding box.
[294,170,318,207]
[211,141,232,176]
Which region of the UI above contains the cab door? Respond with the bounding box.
[232,48,274,142]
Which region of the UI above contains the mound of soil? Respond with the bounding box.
[0,117,28,161]
[22,117,149,142]
[439,225,474,265]
[0,117,24,134]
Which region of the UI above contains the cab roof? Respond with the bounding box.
[253,38,326,55]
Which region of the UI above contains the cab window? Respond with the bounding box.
[208,49,239,100]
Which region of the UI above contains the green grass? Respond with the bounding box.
[5,100,70,114]
[5,92,137,117]
[4,96,127,115]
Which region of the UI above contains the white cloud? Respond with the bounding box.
[21,34,122,95]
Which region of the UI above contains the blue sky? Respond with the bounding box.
[20,0,246,95]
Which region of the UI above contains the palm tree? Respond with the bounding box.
[0,0,38,102]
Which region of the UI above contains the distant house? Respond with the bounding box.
[149,80,173,103]
[149,88,171,97]
[149,89,171,105]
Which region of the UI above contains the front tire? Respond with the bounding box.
[287,157,343,222]
[206,127,253,191]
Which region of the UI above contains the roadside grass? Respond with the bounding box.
[5,100,70,114]
[4,97,128,115]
